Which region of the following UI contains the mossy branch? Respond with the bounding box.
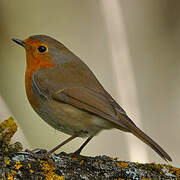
[0,117,179,179]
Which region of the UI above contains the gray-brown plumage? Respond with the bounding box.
[12,35,172,161]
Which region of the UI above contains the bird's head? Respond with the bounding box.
[12,35,72,70]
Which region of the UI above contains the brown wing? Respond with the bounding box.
[52,87,130,130]
[32,63,131,131]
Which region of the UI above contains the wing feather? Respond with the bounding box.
[32,67,130,131]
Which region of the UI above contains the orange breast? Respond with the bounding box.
[25,54,56,110]
[25,69,40,110]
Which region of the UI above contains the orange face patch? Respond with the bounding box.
[24,38,56,69]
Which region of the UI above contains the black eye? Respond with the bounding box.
[38,46,47,53]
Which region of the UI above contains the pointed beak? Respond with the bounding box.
[12,38,26,47]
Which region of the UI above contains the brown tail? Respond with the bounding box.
[117,112,172,162]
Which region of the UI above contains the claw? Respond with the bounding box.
[18,148,50,160]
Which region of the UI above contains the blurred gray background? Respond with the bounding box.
[0,0,179,164]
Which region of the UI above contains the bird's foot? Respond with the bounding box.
[72,149,81,156]
[67,149,82,158]
[18,148,50,160]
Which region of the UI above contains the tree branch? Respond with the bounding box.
[0,117,179,179]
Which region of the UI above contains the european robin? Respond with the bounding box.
[12,35,172,161]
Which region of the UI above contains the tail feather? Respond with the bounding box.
[117,112,172,162]
[131,124,172,162]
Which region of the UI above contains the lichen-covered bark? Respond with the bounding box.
[0,117,179,180]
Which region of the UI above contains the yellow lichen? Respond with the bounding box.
[166,164,180,177]
[27,163,31,168]
[116,162,128,168]
[72,157,78,161]
[29,169,34,174]
[0,117,17,137]
[40,160,55,172]
[40,160,64,179]
[4,156,10,165]
[14,161,23,170]
[27,162,34,173]
[149,163,162,173]
[79,160,84,165]
[8,174,14,180]
[0,117,19,153]
[8,170,16,180]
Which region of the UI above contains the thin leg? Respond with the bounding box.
[47,134,79,155]
[73,136,94,155]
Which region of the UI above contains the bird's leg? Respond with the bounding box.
[47,133,79,155]
[19,134,79,160]
[73,136,94,155]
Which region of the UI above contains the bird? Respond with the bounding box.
[12,35,172,161]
